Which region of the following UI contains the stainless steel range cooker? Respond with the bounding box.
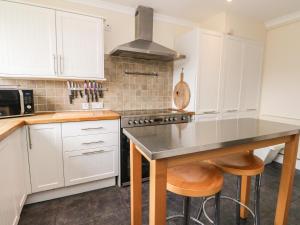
[118,109,191,186]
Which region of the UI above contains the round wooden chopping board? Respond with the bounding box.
[173,69,190,110]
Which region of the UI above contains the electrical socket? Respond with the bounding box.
[91,102,104,109]
[81,103,89,110]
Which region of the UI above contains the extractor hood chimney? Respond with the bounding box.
[110,6,185,61]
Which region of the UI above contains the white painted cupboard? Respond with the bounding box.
[0,1,105,80]
[0,128,28,225]
[174,29,264,121]
[27,124,65,193]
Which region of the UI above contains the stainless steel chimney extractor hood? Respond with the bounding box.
[110,6,186,61]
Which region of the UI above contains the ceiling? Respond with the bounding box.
[96,0,300,23]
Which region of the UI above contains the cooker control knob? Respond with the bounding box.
[149,119,154,123]
[139,120,144,124]
[134,120,139,124]
[173,117,178,121]
[144,119,149,123]
[165,118,169,122]
[128,120,133,125]
[169,117,174,121]
[182,116,186,121]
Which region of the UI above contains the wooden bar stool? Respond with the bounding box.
[167,162,224,225]
[208,152,264,225]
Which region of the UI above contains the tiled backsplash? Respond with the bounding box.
[0,55,174,112]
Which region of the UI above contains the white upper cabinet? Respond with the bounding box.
[239,41,264,112]
[196,32,223,115]
[0,1,105,80]
[27,124,64,193]
[56,12,104,79]
[0,1,57,77]
[221,36,244,113]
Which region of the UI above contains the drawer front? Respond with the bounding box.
[62,120,119,137]
[63,146,118,186]
[63,133,118,152]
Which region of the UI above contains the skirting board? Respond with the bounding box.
[275,154,300,170]
[26,177,116,204]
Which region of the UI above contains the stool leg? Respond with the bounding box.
[183,197,191,225]
[236,176,242,225]
[254,174,262,225]
[214,192,221,225]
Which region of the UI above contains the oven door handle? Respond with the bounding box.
[19,90,25,115]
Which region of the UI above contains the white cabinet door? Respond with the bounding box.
[221,36,243,113]
[27,124,64,193]
[64,146,118,186]
[0,139,19,225]
[240,41,263,112]
[56,11,104,79]
[0,1,57,76]
[196,32,223,115]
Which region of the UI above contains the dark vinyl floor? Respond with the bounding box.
[19,162,300,225]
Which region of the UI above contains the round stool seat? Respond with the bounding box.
[167,162,224,197]
[210,152,264,176]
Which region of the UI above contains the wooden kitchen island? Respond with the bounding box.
[123,118,300,225]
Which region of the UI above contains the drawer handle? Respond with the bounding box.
[203,111,219,114]
[82,140,104,145]
[82,150,105,155]
[81,127,104,131]
[246,109,257,111]
[225,109,238,113]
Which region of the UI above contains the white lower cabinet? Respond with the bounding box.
[27,123,64,193]
[64,146,118,186]
[0,128,28,225]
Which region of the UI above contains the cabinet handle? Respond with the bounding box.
[225,109,238,113]
[59,55,64,74]
[53,55,57,75]
[82,140,104,145]
[82,150,105,155]
[81,127,104,131]
[27,126,32,149]
[246,108,257,111]
[203,111,219,114]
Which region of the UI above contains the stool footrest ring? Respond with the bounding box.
[167,214,205,225]
[202,195,256,225]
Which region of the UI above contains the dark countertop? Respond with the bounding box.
[123,118,300,160]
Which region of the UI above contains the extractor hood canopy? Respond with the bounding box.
[110,6,185,62]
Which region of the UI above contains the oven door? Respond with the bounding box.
[120,129,149,186]
[0,90,23,118]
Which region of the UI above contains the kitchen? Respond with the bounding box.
[0,0,300,225]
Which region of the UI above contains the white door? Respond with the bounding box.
[221,36,243,114]
[56,11,104,79]
[0,1,57,76]
[196,32,223,115]
[27,124,64,193]
[240,41,264,113]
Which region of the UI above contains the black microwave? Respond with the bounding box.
[0,88,34,118]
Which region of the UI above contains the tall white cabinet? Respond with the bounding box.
[0,1,105,80]
[173,29,264,121]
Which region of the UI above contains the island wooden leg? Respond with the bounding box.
[149,159,167,225]
[274,134,299,225]
[130,142,142,225]
[240,175,251,219]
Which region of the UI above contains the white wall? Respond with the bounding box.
[260,21,300,162]
[15,0,192,54]
[199,11,267,42]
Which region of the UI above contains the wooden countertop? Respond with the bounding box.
[0,111,120,142]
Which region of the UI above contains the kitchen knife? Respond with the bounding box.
[67,81,73,104]
[84,80,89,103]
[93,81,98,102]
[89,81,94,102]
[78,82,83,98]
